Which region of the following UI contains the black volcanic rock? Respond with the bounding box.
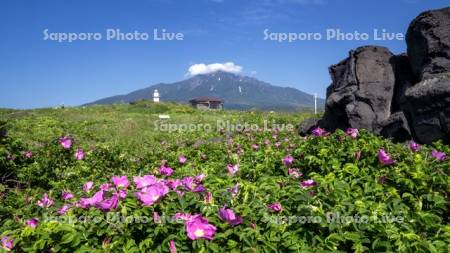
[404,76,450,143]
[392,53,416,112]
[406,7,450,80]
[321,46,396,133]
[403,7,450,144]
[86,71,324,112]
[379,111,411,142]
[304,7,450,144]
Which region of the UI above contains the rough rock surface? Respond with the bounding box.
[406,7,450,80]
[320,46,396,133]
[299,7,450,144]
[379,111,411,142]
[404,76,450,143]
[392,53,416,111]
[403,7,450,144]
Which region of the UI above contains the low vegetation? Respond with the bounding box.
[0,102,448,252]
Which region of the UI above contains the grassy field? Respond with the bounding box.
[0,101,310,156]
[0,101,449,252]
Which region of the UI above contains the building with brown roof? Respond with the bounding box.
[189,96,224,110]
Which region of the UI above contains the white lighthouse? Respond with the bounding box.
[314,93,317,114]
[153,89,160,103]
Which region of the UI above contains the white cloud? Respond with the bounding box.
[186,62,243,76]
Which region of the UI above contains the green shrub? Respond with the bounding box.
[0,107,448,252]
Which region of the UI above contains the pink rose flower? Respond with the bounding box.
[83,181,94,192]
[345,128,359,138]
[267,202,282,212]
[59,136,72,149]
[431,150,446,161]
[111,176,129,189]
[75,149,85,160]
[179,155,187,164]
[283,155,294,166]
[227,164,239,175]
[300,179,318,189]
[185,215,217,240]
[378,149,395,165]
[26,218,39,228]
[37,193,54,208]
[218,207,243,226]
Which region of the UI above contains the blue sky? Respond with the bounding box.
[0,0,448,109]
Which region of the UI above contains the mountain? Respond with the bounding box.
[85,71,324,111]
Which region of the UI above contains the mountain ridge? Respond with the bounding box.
[85,71,324,111]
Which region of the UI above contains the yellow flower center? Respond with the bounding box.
[194,229,205,237]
